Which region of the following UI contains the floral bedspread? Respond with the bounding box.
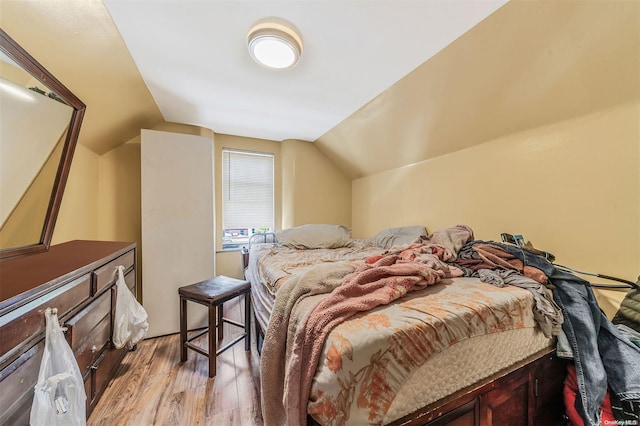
[307,277,538,425]
[255,242,383,295]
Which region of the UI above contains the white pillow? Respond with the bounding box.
[371,226,427,249]
[276,224,351,249]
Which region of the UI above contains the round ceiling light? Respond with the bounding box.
[247,18,303,70]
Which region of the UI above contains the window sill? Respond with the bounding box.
[216,248,242,254]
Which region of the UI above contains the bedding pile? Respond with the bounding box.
[289,225,473,425]
[252,225,558,425]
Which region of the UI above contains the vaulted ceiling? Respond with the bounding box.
[103,0,506,143]
[0,0,505,155]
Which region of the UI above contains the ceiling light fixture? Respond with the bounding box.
[247,18,303,70]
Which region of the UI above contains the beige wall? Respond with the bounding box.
[98,140,142,245]
[352,102,640,317]
[52,143,100,244]
[97,138,143,295]
[281,139,352,229]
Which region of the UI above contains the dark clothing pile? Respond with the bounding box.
[450,241,640,426]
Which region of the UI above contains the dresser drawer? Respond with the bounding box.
[0,341,44,425]
[64,291,111,351]
[0,274,91,361]
[93,250,135,296]
[86,350,107,404]
[85,344,128,415]
[91,350,111,403]
[74,314,111,376]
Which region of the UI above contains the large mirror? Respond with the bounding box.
[0,28,85,260]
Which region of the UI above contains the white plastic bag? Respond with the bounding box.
[112,265,149,349]
[30,308,86,426]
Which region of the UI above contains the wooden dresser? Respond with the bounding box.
[0,240,136,425]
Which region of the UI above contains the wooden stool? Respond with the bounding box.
[179,275,251,377]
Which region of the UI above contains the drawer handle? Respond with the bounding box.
[90,352,106,370]
[48,307,69,332]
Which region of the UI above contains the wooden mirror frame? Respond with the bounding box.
[0,28,85,260]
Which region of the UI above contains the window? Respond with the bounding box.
[222,149,274,250]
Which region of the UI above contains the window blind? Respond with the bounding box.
[222,149,274,230]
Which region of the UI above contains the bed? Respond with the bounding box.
[246,225,565,426]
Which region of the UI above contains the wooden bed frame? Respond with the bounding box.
[253,314,566,426]
[389,347,565,426]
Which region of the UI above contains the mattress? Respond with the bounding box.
[384,327,550,423]
[248,244,553,425]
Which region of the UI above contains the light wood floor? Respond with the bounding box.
[88,295,264,426]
